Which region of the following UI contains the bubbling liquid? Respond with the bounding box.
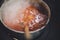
[2,1,47,32]
[3,5,47,32]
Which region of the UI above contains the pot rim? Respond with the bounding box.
[0,1,51,33]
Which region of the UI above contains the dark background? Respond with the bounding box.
[0,0,60,40]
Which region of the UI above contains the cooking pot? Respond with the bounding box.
[0,0,51,40]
